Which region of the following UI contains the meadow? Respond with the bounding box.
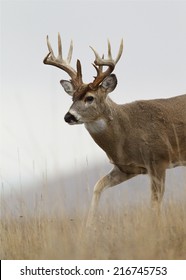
[0,189,186,260]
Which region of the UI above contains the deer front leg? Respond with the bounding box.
[86,165,137,226]
[149,163,166,209]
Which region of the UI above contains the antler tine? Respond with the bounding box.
[57,33,62,60]
[99,54,104,72]
[92,54,104,76]
[90,46,102,64]
[46,35,55,59]
[107,40,112,60]
[67,40,73,63]
[76,59,83,83]
[115,39,124,64]
[44,34,84,89]
[89,39,123,88]
[92,63,100,77]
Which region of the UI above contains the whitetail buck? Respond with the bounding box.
[44,34,186,222]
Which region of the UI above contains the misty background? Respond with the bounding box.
[0,0,186,214]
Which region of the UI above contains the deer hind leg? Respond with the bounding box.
[149,164,166,209]
[86,165,137,226]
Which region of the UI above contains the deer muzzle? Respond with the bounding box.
[64,112,78,124]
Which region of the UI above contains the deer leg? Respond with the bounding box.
[149,164,166,209]
[86,165,137,226]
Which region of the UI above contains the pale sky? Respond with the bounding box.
[1,0,186,192]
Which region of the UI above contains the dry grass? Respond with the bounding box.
[1,194,186,260]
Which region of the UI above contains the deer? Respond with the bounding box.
[43,34,186,224]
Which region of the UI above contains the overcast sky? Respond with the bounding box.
[1,0,186,192]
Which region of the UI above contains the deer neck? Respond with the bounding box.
[84,97,116,135]
[84,98,127,162]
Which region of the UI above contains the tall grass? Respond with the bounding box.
[0,193,186,259]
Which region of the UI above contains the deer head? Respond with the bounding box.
[43,33,123,125]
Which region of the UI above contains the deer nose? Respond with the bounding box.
[64,112,77,123]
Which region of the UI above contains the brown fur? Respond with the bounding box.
[89,95,186,172]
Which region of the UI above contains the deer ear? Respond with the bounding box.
[60,80,75,96]
[101,74,117,94]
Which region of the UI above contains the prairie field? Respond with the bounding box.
[0,189,186,260]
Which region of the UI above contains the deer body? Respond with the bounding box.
[85,95,186,171]
[43,34,186,223]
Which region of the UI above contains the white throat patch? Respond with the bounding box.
[85,119,107,134]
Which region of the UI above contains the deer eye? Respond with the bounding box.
[85,96,94,103]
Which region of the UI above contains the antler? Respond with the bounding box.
[44,35,123,93]
[43,33,83,88]
[89,39,123,89]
